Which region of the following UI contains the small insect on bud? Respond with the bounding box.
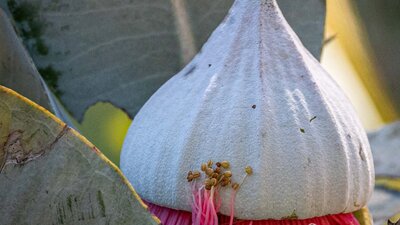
[192,171,201,179]
[216,162,222,167]
[245,166,253,175]
[205,168,214,176]
[232,183,240,190]
[205,184,212,190]
[220,161,230,169]
[223,171,232,178]
[201,163,207,171]
[207,160,213,167]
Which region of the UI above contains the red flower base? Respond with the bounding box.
[147,202,360,225]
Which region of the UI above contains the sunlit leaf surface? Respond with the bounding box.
[0,85,159,225]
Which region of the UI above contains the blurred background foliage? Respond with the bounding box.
[74,102,131,163]
[323,0,399,129]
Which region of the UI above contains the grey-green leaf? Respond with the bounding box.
[0,85,159,225]
[0,8,76,128]
[368,121,400,178]
[350,0,400,116]
[369,188,400,225]
[278,0,325,59]
[0,8,51,111]
[367,122,400,225]
[5,0,325,120]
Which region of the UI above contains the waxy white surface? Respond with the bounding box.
[121,0,374,219]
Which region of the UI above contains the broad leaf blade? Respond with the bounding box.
[353,208,373,225]
[0,85,159,225]
[350,0,400,116]
[367,122,400,225]
[369,188,400,225]
[0,8,76,128]
[0,8,52,111]
[6,0,326,120]
[368,121,400,178]
[278,0,326,59]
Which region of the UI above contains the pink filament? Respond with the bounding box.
[146,181,360,225]
[146,201,191,225]
[147,201,361,225]
[190,183,220,225]
[229,190,237,225]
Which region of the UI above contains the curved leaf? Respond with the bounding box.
[0,8,51,110]
[0,85,159,225]
[368,121,400,178]
[5,0,326,120]
[277,0,326,59]
[353,208,373,225]
[367,122,400,225]
[369,188,400,225]
[0,8,75,127]
[350,1,400,116]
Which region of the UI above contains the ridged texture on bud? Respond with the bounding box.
[121,0,374,220]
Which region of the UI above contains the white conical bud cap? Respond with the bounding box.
[121,0,374,220]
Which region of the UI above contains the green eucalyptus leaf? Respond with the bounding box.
[5,0,325,120]
[367,122,400,225]
[278,0,325,59]
[0,85,159,225]
[368,121,400,178]
[353,208,373,225]
[0,8,51,110]
[350,0,400,116]
[369,188,400,225]
[0,8,76,128]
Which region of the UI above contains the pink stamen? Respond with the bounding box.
[229,190,237,225]
[189,182,221,225]
[146,201,361,225]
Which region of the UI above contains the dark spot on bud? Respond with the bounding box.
[359,145,365,161]
[309,116,317,122]
[183,65,197,76]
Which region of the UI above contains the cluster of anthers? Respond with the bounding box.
[186,160,253,225]
[187,160,253,191]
